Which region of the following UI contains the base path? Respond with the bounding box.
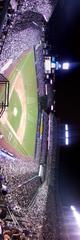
[14,72,26,144]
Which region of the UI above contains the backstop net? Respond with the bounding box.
[0,74,9,117]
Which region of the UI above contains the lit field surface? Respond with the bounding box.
[0,49,38,157]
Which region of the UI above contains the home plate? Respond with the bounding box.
[13,107,18,116]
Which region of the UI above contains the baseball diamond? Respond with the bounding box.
[0,49,38,157]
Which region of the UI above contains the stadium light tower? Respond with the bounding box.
[65,124,69,145]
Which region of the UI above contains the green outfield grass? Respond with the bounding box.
[0,49,38,157]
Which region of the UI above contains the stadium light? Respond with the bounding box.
[50,79,53,84]
[59,63,61,69]
[65,124,68,131]
[45,84,48,95]
[62,62,70,70]
[65,137,69,145]
[51,105,53,111]
[46,74,49,79]
[65,131,69,138]
[65,124,69,145]
[71,205,80,227]
[71,205,76,211]
[51,62,56,69]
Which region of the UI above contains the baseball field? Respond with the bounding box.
[0,49,38,158]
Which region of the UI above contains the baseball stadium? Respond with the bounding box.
[0,1,57,240]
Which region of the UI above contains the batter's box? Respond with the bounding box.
[0,74,9,117]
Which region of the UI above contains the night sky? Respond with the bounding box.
[46,0,80,205]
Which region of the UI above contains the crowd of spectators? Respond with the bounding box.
[34,46,45,97]
[0,154,40,214]
[0,13,45,100]
[42,114,58,240]
[0,152,49,239]
[0,14,12,54]
[22,181,48,240]
[16,0,53,22]
[0,0,18,55]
